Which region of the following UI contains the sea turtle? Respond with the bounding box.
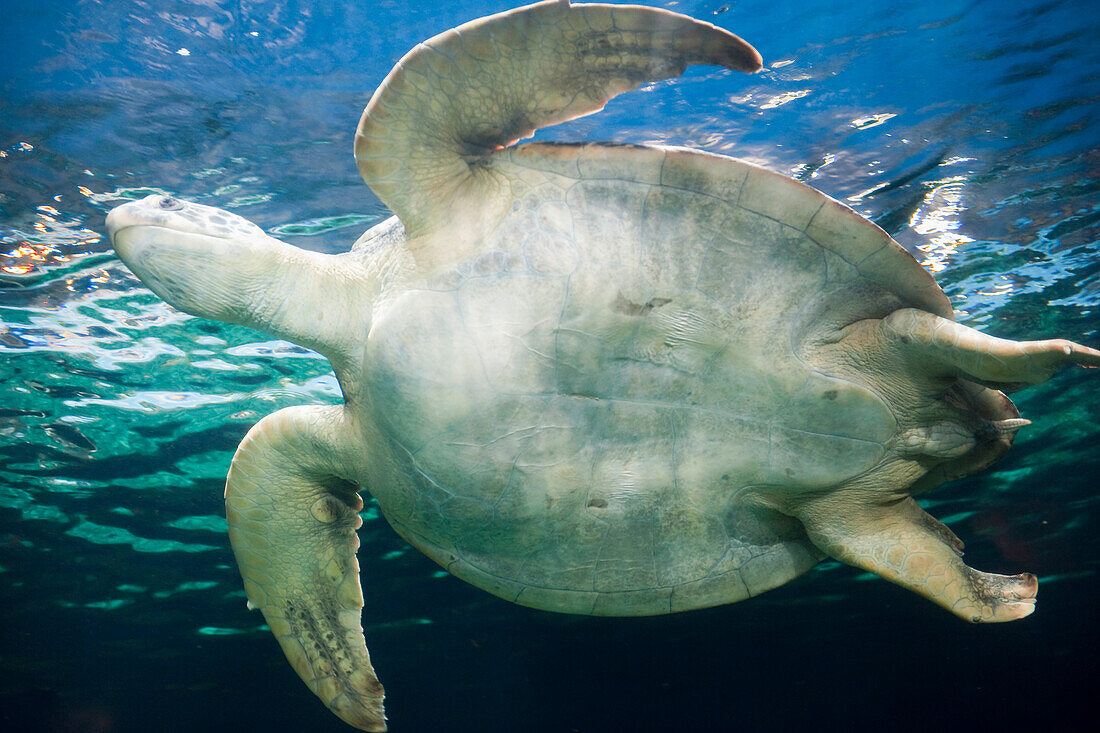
[105,0,1099,730]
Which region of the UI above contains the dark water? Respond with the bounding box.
[2,0,1098,730]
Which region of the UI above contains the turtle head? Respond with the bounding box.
[107,194,277,323]
[107,194,367,377]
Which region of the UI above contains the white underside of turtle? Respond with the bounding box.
[104,1,1100,730]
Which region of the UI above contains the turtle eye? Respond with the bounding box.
[158,196,184,211]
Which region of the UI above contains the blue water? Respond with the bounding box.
[2,0,1098,730]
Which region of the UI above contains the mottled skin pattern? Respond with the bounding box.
[104,1,1100,731]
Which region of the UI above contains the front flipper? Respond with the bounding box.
[354,0,761,236]
[795,495,1037,622]
[225,405,386,731]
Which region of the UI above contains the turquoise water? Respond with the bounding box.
[2,0,1097,730]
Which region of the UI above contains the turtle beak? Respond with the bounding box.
[105,195,185,242]
[104,204,131,241]
[105,197,162,244]
[106,200,158,268]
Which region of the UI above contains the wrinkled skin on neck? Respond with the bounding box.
[106,194,368,376]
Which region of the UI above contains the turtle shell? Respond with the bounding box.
[358,142,951,615]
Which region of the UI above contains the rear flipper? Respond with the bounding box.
[225,405,386,731]
[795,495,1036,622]
[883,308,1100,391]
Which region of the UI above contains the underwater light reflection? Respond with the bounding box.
[911,177,977,275]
